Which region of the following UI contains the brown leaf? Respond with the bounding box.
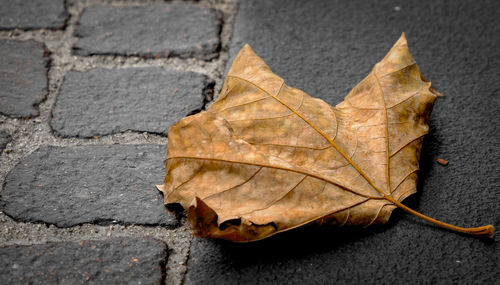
[157,34,494,242]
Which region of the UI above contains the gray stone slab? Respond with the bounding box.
[0,130,11,153]
[0,238,167,284]
[73,4,220,60]
[0,39,49,117]
[51,68,211,138]
[0,0,68,30]
[186,0,500,283]
[0,145,177,227]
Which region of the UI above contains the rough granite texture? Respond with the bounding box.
[185,0,500,283]
[0,238,167,284]
[0,0,68,30]
[0,130,11,153]
[0,145,177,227]
[51,68,212,137]
[0,39,49,117]
[73,3,221,60]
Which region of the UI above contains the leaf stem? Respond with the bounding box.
[383,195,495,238]
[371,70,493,237]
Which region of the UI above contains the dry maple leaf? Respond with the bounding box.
[157,34,494,242]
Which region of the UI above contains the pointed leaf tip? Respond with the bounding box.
[399,32,407,42]
[155,184,165,192]
[376,33,416,75]
[236,44,260,63]
[237,43,256,58]
[227,43,275,84]
[242,43,252,50]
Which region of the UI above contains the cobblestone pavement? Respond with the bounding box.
[0,0,499,284]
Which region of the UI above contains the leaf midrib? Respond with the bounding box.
[373,68,392,194]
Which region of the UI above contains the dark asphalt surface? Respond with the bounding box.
[185,1,500,284]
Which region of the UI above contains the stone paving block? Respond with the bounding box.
[0,39,49,117]
[73,4,220,60]
[185,0,500,283]
[0,0,68,30]
[0,145,177,227]
[0,130,11,153]
[51,68,211,138]
[0,238,167,284]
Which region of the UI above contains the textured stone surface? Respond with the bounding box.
[0,0,68,30]
[0,40,49,117]
[0,238,167,284]
[73,4,220,60]
[51,68,211,138]
[186,0,500,283]
[0,130,11,153]
[0,145,177,227]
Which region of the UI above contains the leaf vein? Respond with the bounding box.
[239,175,307,216]
[167,155,383,199]
[203,167,263,200]
[226,74,388,199]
